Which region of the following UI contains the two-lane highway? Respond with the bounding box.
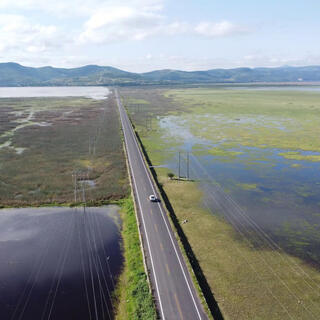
[115,89,207,320]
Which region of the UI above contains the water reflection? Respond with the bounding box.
[0,206,122,320]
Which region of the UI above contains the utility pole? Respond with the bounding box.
[187,152,190,180]
[177,151,191,180]
[145,115,152,131]
[93,137,96,156]
[178,152,181,179]
[72,171,77,202]
[77,170,86,207]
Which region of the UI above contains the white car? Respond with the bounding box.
[149,194,157,202]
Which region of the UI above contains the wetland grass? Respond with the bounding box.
[0,96,128,206]
[165,88,320,157]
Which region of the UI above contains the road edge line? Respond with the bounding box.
[115,89,165,320]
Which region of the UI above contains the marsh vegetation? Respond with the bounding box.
[0,93,128,206]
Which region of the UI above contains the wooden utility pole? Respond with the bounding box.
[187,152,190,180]
[178,151,181,179]
[178,151,191,180]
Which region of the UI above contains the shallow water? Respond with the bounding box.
[0,87,110,100]
[0,206,122,320]
[160,116,320,267]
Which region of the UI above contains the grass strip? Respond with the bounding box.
[115,198,157,320]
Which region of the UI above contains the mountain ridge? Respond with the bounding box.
[1,62,320,86]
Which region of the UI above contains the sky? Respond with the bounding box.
[0,0,319,72]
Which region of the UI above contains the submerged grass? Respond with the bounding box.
[208,148,243,158]
[236,183,258,191]
[115,198,156,320]
[279,151,320,162]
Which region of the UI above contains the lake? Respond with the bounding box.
[0,87,110,100]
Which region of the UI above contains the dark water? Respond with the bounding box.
[194,151,320,267]
[160,119,320,267]
[0,206,123,320]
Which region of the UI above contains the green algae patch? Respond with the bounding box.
[279,151,320,162]
[209,148,243,158]
[236,183,258,191]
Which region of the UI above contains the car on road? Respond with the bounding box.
[149,194,157,202]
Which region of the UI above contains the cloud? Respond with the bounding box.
[78,4,247,45]
[194,21,249,37]
[78,5,164,43]
[0,0,164,17]
[0,0,255,70]
[76,3,188,44]
[0,0,250,48]
[0,14,64,54]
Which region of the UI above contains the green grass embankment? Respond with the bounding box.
[115,198,157,320]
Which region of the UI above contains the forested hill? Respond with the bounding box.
[1,62,320,86]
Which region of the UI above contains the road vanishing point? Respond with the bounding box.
[116,89,208,320]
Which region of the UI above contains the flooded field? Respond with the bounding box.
[158,87,320,266]
[160,115,320,266]
[0,206,122,320]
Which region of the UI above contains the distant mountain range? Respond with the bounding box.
[1,62,320,86]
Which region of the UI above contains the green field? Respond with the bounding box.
[121,87,320,320]
[164,88,320,161]
[0,96,129,206]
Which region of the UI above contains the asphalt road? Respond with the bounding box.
[115,89,207,320]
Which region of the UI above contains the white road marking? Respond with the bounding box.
[117,92,166,320]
